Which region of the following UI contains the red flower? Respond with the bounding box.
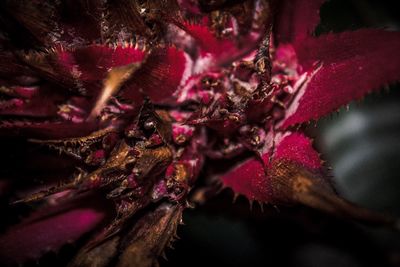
[0,1,399,266]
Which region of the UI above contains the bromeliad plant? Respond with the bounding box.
[0,0,400,266]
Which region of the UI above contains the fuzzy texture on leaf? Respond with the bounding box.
[222,132,323,201]
[121,46,191,104]
[281,29,400,129]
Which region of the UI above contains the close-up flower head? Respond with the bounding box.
[0,0,399,266]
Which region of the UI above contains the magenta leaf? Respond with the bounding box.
[57,44,147,85]
[121,46,191,104]
[182,18,238,58]
[280,29,400,129]
[222,132,322,201]
[179,11,267,67]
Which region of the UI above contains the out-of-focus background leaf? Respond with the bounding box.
[162,1,400,267]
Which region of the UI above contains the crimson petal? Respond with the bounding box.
[280,29,400,129]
